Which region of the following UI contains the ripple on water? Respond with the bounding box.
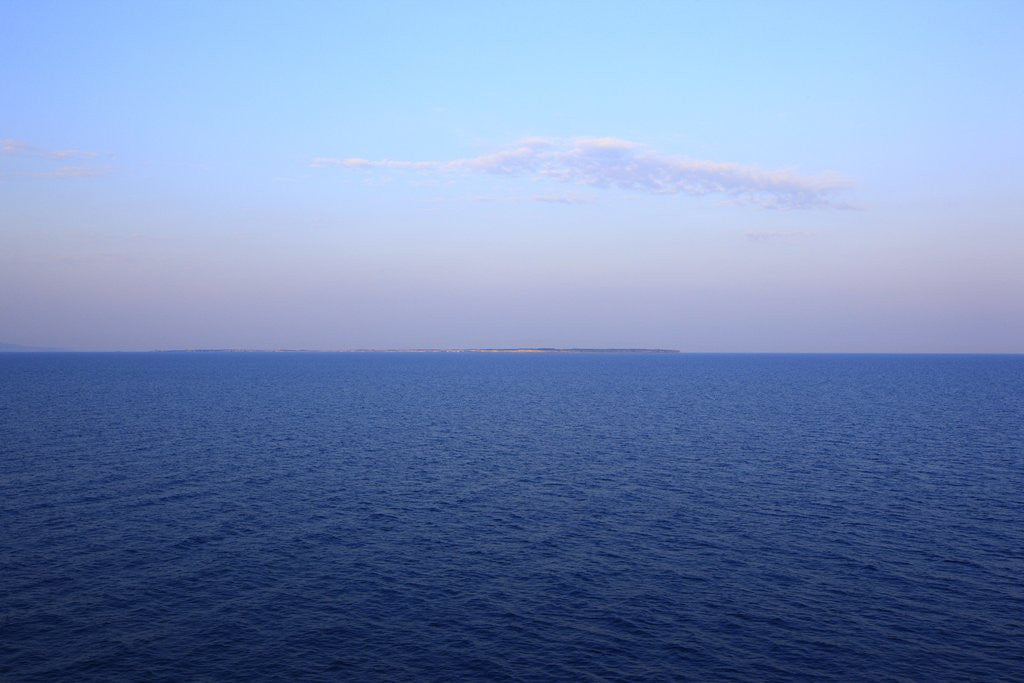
[1,352,1022,680]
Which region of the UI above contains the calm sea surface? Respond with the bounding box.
[1,353,1022,681]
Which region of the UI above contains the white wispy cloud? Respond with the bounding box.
[1,138,33,155]
[313,137,851,209]
[1,138,108,178]
[2,138,98,160]
[48,148,99,160]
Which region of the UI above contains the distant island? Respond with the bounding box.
[157,348,681,354]
[0,342,66,352]
[392,348,681,354]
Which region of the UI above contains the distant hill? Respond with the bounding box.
[0,342,66,352]
[157,347,683,354]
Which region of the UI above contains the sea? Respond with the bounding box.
[1,352,1022,681]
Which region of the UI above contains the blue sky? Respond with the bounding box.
[2,1,1022,351]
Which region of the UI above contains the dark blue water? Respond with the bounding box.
[2,353,1022,681]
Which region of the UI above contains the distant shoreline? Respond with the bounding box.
[151,348,683,354]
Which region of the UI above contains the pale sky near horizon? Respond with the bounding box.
[2,1,1023,352]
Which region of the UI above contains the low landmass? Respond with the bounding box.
[0,342,66,352]
[158,347,681,354]
[377,348,681,354]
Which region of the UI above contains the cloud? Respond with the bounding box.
[48,148,98,160]
[1,138,33,155]
[1,138,107,178]
[2,138,98,159]
[313,137,851,209]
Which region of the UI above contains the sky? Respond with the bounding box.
[2,0,1023,352]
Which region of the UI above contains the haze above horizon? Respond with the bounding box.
[2,1,1023,352]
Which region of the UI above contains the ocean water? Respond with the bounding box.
[1,352,1022,681]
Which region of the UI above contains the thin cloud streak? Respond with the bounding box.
[2,138,108,179]
[1,138,99,160]
[48,149,99,160]
[1,138,33,155]
[313,137,851,209]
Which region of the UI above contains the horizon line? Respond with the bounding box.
[2,347,1023,356]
